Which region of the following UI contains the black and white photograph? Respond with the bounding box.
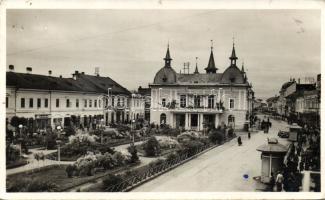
[1,0,324,199]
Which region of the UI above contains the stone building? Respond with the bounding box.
[149,42,254,131]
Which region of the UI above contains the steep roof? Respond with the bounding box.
[204,50,218,73]
[6,71,131,95]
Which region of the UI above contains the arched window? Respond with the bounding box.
[228,115,235,128]
[136,113,139,119]
[160,113,167,125]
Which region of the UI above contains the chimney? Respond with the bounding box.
[48,70,52,76]
[72,70,79,80]
[298,78,300,84]
[81,72,85,75]
[8,65,14,72]
[59,75,62,78]
[26,67,32,73]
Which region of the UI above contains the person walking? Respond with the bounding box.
[237,136,242,146]
[248,132,251,139]
[275,171,284,192]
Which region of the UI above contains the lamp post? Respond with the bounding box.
[131,119,135,145]
[56,126,62,166]
[18,124,23,157]
[100,118,105,144]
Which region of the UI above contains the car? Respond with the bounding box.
[278,130,289,138]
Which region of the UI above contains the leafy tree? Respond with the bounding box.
[144,136,161,157]
[66,164,76,178]
[127,145,139,163]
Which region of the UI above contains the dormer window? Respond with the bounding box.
[230,77,235,83]
[162,76,167,82]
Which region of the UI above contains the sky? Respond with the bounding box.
[6,9,320,99]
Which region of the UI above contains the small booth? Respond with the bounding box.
[256,138,288,183]
[288,123,302,142]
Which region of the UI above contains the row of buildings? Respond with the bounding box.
[266,75,320,127]
[6,66,146,131]
[6,41,255,132]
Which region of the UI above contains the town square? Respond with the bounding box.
[2,5,322,199]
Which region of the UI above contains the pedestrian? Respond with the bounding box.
[237,136,242,146]
[248,132,251,139]
[275,171,284,192]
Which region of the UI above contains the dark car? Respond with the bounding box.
[278,130,289,138]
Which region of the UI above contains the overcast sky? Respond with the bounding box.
[6,9,320,99]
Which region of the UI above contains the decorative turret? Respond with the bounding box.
[194,57,199,74]
[229,39,238,66]
[205,40,218,74]
[164,44,172,67]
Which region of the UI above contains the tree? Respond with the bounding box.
[127,145,139,163]
[144,136,161,157]
[208,128,224,144]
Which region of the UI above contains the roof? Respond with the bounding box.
[153,66,177,84]
[6,71,131,95]
[204,50,218,73]
[177,73,223,84]
[138,87,151,96]
[229,44,238,60]
[281,81,294,90]
[266,96,279,102]
[220,65,246,84]
[256,138,288,153]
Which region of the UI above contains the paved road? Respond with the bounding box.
[133,116,290,192]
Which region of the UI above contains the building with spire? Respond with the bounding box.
[149,41,254,130]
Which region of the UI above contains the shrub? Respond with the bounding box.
[127,145,139,163]
[144,137,161,157]
[208,129,224,144]
[6,144,20,162]
[181,140,204,157]
[112,151,126,166]
[103,174,124,191]
[166,152,178,162]
[148,159,165,168]
[7,178,58,192]
[66,164,76,178]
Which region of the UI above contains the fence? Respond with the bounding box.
[104,144,213,192]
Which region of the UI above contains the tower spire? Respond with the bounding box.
[229,37,238,66]
[241,61,245,72]
[164,43,172,67]
[194,57,199,74]
[205,40,218,74]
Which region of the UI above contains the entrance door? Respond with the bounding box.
[191,114,198,129]
[203,114,215,129]
[176,114,185,129]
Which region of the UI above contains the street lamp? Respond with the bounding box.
[18,124,23,157]
[56,126,62,166]
[100,118,105,144]
[131,119,136,145]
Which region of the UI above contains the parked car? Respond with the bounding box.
[278,129,289,138]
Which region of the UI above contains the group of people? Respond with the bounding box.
[268,125,320,192]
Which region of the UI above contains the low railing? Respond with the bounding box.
[105,144,212,192]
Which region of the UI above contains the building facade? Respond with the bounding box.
[149,43,254,131]
[6,66,141,131]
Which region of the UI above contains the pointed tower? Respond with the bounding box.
[164,43,172,67]
[229,40,238,66]
[241,61,245,73]
[194,57,199,74]
[205,40,218,74]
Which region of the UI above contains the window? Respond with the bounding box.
[180,95,186,108]
[111,97,115,106]
[194,96,201,108]
[229,99,235,109]
[117,97,122,106]
[29,98,34,108]
[21,98,25,108]
[56,99,60,107]
[162,98,166,107]
[76,99,79,108]
[66,99,70,108]
[45,98,48,108]
[37,98,41,108]
[160,113,167,124]
[89,100,92,107]
[84,99,87,107]
[208,95,214,108]
[6,97,8,108]
[94,100,97,108]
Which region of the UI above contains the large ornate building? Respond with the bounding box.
[149,42,254,130]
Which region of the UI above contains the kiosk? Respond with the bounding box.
[256,138,288,183]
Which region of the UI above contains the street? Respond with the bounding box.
[133,116,291,192]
